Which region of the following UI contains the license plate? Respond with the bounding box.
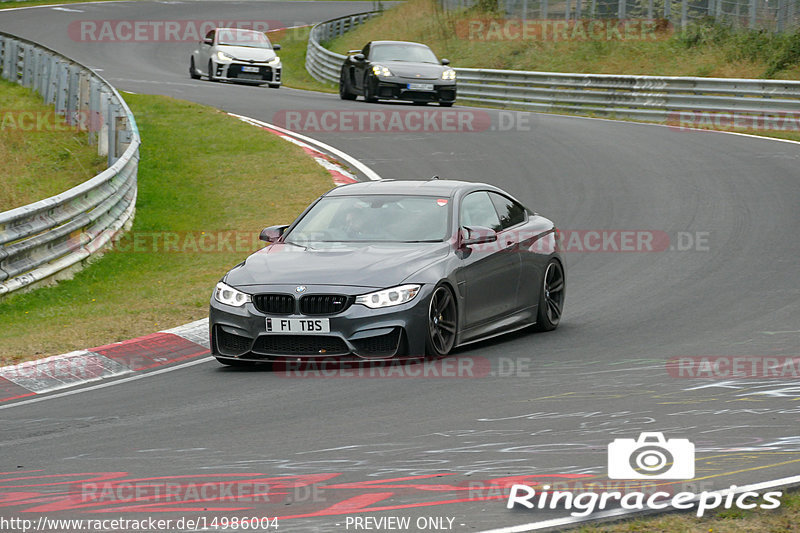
[266,317,330,334]
[407,83,434,91]
[241,66,260,73]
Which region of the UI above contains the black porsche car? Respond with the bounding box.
[209,179,564,366]
[339,41,457,106]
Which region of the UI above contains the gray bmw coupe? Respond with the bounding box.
[209,179,565,366]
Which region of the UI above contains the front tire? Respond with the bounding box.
[207,60,217,81]
[535,259,565,331]
[339,72,356,100]
[440,101,454,107]
[268,83,280,89]
[189,57,201,79]
[426,285,457,357]
[363,73,378,103]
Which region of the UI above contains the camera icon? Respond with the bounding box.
[608,432,695,480]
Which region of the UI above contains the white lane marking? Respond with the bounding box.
[476,473,800,532]
[0,356,214,411]
[51,6,84,11]
[229,113,382,181]
[0,0,121,11]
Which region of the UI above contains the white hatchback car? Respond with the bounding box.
[190,28,282,88]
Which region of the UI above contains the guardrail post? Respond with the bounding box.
[648,0,654,18]
[542,0,549,19]
[45,53,58,104]
[565,0,571,19]
[664,0,671,19]
[107,100,118,165]
[66,65,79,126]
[681,0,688,29]
[88,77,99,146]
[98,88,110,158]
[618,0,626,20]
[575,0,582,19]
[78,70,90,132]
[55,62,68,115]
[750,0,757,27]
[22,44,33,88]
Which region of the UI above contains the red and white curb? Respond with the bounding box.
[229,113,382,183]
[0,319,209,403]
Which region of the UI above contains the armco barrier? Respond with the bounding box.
[305,11,380,84]
[305,12,800,122]
[0,32,140,296]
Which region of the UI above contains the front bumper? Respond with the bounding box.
[213,61,281,84]
[374,78,456,103]
[209,284,433,362]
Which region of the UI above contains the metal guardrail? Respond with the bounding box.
[306,11,800,122]
[455,69,800,121]
[306,11,380,84]
[0,32,139,297]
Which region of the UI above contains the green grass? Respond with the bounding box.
[0,79,106,211]
[0,93,334,364]
[324,0,800,80]
[574,488,800,532]
[268,26,338,94]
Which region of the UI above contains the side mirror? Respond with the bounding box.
[259,224,289,243]
[441,58,450,65]
[461,226,497,246]
[272,44,281,51]
[353,53,365,62]
[203,38,213,46]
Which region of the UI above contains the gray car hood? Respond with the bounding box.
[225,241,450,289]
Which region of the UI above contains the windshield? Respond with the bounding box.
[370,44,439,64]
[217,29,273,49]
[285,195,451,243]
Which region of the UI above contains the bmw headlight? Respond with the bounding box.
[442,69,456,81]
[214,282,251,307]
[356,284,421,309]
[216,51,235,62]
[371,64,392,77]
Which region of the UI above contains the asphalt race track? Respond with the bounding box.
[2,2,800,531]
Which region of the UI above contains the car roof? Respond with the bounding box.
[369,41,431,48]
[215,28,265,34]
[324,179,501,198]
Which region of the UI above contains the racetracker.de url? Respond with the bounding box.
[0,516,279,532]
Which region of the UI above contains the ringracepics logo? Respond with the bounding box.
[608,432,694,479]
[506,432,783,517]
[68,20,283,42]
